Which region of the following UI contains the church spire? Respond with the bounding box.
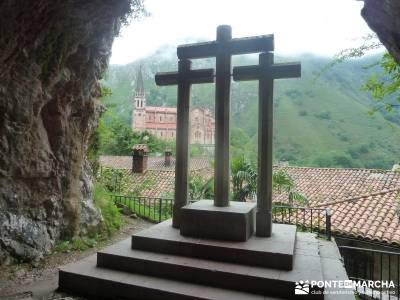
[135,65,145,97]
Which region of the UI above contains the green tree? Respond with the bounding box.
[363,52,400,113]
[98,115,138,155]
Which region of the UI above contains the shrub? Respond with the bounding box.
[189,174,214,200]
[298,110,308,116]
[315,111,332,120]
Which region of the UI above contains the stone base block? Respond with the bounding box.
[180,200,256,241]
[132,220,296,269]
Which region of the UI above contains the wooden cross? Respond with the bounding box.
[233,52,301,237]
[178,25,274,208]
[155,61,214,228]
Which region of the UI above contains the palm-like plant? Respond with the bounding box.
[231,156,257,202]
[273,170,308,206]
[189,174,214,200]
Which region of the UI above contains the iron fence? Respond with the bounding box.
[272,205,332,240]
[339,246,400,299]
[110,194,173,223]
[110,194,332,240]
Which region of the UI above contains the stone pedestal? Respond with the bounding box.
[180,200,256,241]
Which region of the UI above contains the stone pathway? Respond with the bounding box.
[0,217,152,300]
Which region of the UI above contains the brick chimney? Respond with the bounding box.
[164,149,172,167]
[132,144,149,173]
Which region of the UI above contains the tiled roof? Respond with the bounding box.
[273,166,400,206]
[110,168,213,199]
[272,166,400,246]
[99,155,210,171]
[99,155,213,198]
[129,170,175,198]
[100,157,400,245]
[146,106,177,113]
[318,189,400,245]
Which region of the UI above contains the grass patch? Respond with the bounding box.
[113,196,172,223]
[54,236,101,253]
[94,183,122,236]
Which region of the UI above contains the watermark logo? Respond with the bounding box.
[294,280,395,296]
[295,281,310,295]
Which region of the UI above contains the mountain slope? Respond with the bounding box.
[101,51,400,169]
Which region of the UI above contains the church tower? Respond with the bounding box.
[132,66,147,132]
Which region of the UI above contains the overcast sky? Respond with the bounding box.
[110,0,375,65]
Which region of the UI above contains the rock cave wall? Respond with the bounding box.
[362,0,400,64]
[0,0,137,263]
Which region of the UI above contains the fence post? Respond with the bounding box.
[326,208,332,241]
[159,199,162,223]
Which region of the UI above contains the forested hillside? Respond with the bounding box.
[100,49,400,169]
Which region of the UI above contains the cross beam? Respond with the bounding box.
[233,62,301,81]
[233,52,301,237]
[155,69,214,85]
[155,60,214,228]
[177,34,274,59]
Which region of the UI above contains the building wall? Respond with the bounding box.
[190,108,214,145]
[130,69,214,144]
[132,105,214,144]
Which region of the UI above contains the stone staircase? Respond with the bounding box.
[59,220,352,299]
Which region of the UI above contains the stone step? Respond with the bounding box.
[59,254,281,300]
[98,238,324,299]
[318,237,355,300]
[131,220,296,270]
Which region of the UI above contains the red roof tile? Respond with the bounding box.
[99,155,210,171]
[273,166,400,206]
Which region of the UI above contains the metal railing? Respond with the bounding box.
[272,205,332,240]
[110,194,173,223]
[339,246,400,299]
[110,194,332,239]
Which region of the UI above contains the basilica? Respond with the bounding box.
[132,67,215,145]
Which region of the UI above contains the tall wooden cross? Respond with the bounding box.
[233,52,301,237]
[155,61,214,228]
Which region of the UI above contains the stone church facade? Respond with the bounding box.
[132,67,215,145]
